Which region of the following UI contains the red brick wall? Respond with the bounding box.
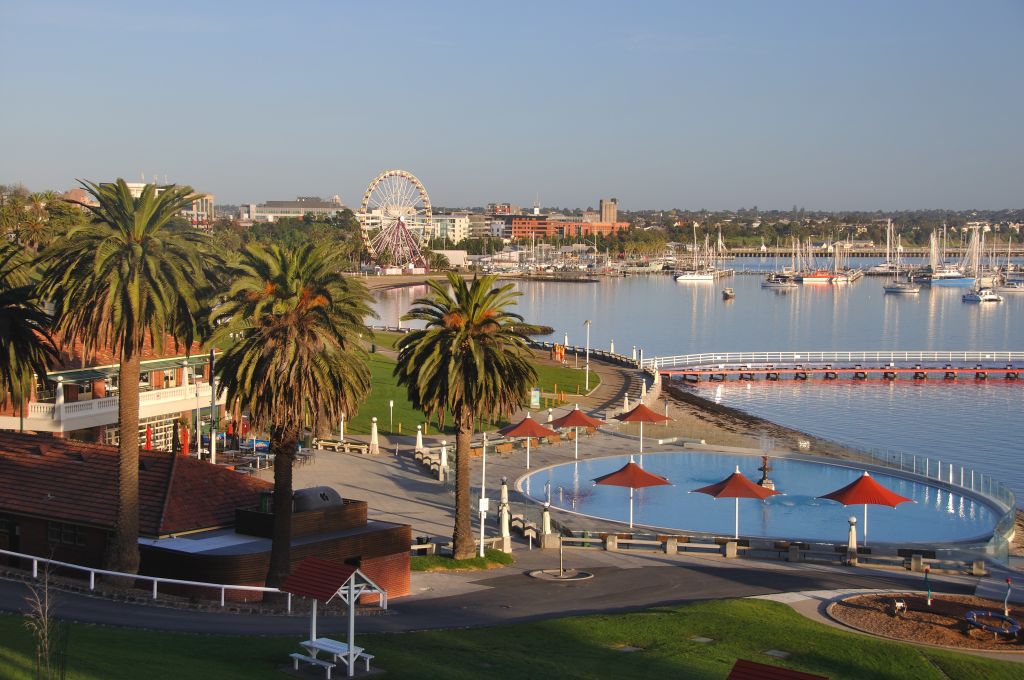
[359,551,410,603]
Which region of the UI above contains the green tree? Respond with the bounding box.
[38,179,214,576]
[210,244,372,586]
[0,243,58,417]
[394,274,536,559]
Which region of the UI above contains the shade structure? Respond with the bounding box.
[818,471,913,545]
[692,466,780,539]
[550,405,605,460]
[499,413,558,469]
[615,402,671,462]
[144,425,152,451]
[594,457,670,528]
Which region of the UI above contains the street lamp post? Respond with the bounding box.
[478,431,488,557]
[389,400,394,433]
[584,320,592,391]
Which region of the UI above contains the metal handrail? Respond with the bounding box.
[0,547,292,611]
[645,350,1024,370]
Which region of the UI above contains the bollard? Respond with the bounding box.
[722,541,738,559]
[910,554,924,572]
[972,560,987,577]
[663,536,677,555]
[605,534,619,552]
[787,544,802,562]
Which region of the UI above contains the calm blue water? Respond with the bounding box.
[521,452,997,544]
[372,262,1023,504]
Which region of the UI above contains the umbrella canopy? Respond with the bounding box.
[614,402,671,461]
[594,461,671,489]
[551,406,605,429]
[818,471,913,546]
[819,471,913,508]
[499,414,557,469]
[692,466,780,539]
[594,458,670,528]
[693,467,779,501]
[551,405,605,461]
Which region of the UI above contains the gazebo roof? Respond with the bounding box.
[280,557,386,605]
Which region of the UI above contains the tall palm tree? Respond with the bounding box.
[210,243,372,586]
[0,243,58,416]
[38,179,213,575]
[395,274,536,559]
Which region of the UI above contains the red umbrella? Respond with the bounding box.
[594,456,670,528]
[615,402,670,461]
[181,427,190,457]
[550,404,605,460]
[693,466,780,539]
[499,413,558,469]
[227,421,234,436]
[819,471,913,545]
[144,424,152,451]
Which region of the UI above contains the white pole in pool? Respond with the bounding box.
[863,504,869,546]
[734,497,739,540]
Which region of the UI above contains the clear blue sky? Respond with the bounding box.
[2,1,1021,210]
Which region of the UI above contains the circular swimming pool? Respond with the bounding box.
[520,452,998,544]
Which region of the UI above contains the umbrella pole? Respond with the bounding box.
[864,504,868,546]
[734,497,739,540]
[629,487,634,528]
[348,578,356,677]
[526,438,531,470]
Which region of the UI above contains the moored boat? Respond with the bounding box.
[962,288,1003,303]
[722,287,736,300]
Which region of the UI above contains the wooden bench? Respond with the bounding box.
[495,442,514,454]
[290,652,335,678]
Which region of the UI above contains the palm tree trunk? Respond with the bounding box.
[266,423,299,589]
[452,404,475,559]
[105,348,141,577]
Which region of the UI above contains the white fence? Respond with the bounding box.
[0,548,291,611]
[645,350,1024,371]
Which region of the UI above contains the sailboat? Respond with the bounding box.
[929,224,975,287]
[762,237,798,289]
[883,236,920,294]
[962,229,1003,302]
[675,224,715,281]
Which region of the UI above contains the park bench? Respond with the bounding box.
[290,652,335,678]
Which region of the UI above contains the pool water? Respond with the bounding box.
[521,451,998,544]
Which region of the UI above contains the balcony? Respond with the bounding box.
[0,382,227,434]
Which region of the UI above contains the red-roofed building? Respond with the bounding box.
[0,433,411,601]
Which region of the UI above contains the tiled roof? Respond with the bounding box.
[0,432,270,537]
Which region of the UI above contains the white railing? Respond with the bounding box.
[645,350,1024,371]
[0,547,291,611]
[28,403,55,417]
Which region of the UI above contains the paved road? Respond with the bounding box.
[0,548,979,635]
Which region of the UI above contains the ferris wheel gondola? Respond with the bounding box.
[358,170,432,266]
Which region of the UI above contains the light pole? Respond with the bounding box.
[389,399,394,433]
[478,431,488,557]
[584,320,592,391]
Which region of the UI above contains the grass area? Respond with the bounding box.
[343,350,600,436]
[1,599,1019,680]
[410,548,514,572]
[369,330,406,350]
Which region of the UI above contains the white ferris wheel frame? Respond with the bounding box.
[359,169,432,265]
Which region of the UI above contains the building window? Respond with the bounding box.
[48,522,87,547]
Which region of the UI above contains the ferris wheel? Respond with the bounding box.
[358,169,432,266]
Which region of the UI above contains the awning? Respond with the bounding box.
[47,355,210,385]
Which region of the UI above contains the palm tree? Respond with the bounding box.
[0,243,58,418]
[394,274,536,559]
[37,179,213,575]
[210,244,372,586]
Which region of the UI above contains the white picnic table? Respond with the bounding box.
[300,637,373,673]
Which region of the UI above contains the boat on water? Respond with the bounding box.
[962,288,1003,303]
[996,281,1024,294]
[797,269,833,284]
[722,287,735,300]
[674,223,730,282]
[884,280,921,294]
[882,236,920,294]
[761,272,798,289]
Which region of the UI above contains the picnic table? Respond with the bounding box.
[297,637,373,675]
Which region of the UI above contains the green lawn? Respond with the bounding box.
[342,353,600,437]
[1,599,1019,680]
[410,548,514,572]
